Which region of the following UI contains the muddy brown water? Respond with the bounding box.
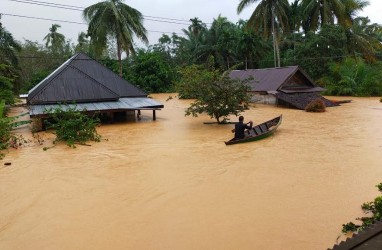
[1,94,382,250]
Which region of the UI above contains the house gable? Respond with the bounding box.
[27,53,147,105]
[28,65,119,104]
[280,70,318,91]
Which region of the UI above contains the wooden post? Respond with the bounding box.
[153,110,156,121]
[41,118,46,131]
[137,110,141,120]
[110,112,114,123]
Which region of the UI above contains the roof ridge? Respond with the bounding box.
[27,55,75,101]
[79,53,148,96]
[67,64,119,98]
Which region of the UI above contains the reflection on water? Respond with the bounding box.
[1,94,382,250]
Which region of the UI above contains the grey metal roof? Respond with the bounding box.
[27,53,147,105]
[275,92,338,110]
[329,221,382,250]
[29,97,164,117]
[229,66,321,93]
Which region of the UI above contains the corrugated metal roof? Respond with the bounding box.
[275,92,338,110]
[230,66,320,93]
[27,53,147,105]
[29,97,164,117]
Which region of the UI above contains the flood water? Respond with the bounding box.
[1,94,382,250]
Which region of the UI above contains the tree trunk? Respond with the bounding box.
[276,35,281,67]
[272,8,277,68]
[117,41,122,77]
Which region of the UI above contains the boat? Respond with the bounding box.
[224,115,282,145]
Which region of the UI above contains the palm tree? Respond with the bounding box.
[196,15,237,69]
[300,0,366,32]
[345,17,382,61]
[75,32,90,53]
[236,20,271,69]
[43,24,66,54]
[237,0,290,67]
[189,17,206,37]
[0,15,21,67]
[83,0,148,76]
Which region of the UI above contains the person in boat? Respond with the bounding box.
[232,116,253,139]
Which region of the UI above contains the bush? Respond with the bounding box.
[0,101,30,158]
[44,106,101,148]
[342,182,382,233]
[305,99,326,112]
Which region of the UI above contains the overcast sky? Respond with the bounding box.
[2,0,382,48]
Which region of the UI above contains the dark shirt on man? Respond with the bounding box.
[234,121,252,139]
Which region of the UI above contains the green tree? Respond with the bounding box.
[294,25,347,79]
[17,40,62,93]
[44,106,101,148]
[177,61,252,124]
[83,0,148,76]
[0,16,21,67]
[74,32,90,54]
[301,0,345,32]
[126,49,177,93]
[320,57,382,96]
[196,15,238,69]
[344,16,382,61]
[0,64,16,104]
[43,24,66,55]
[236,20,271,69]
[237,0,290,67]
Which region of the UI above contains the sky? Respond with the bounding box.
[2,0,382,48]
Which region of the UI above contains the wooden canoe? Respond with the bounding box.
[224,115,282,145]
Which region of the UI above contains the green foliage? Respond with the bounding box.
[44,106,101,148]
[83,0,148,76]
[0,64,15,104]
[305,99,326,112]
[126,49,177,93]
[0,19,22,67]
[342,182,382,233]
[17,40,69,93]
[0,101,31,158]
[177,62,252,123]
[294,25,347,80]
[342,222,360,233]
[320,58,382,96]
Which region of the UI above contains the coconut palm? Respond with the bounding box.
[196,16,237,69]
[345,17,382,61]
[43,24,66,53]
[83,0,148,76]
[0,16,21,67]
[237,0,290,67]
[236,20,271,69]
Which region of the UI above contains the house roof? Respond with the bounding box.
[27,53,147,105]
[29,97,164,117]
[229,66,325,93]
[275,92,338,110]
[329,221,382,250]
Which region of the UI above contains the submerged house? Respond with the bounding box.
[328,221,382,249]
[229,66,337,109]
[27,53,163,128]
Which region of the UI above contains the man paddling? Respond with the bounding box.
[232,116,253,139]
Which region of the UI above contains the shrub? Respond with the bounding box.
[0,101,31,158]
[305,99,326,112]
[342,182,382,233]
[44,106,101,148]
